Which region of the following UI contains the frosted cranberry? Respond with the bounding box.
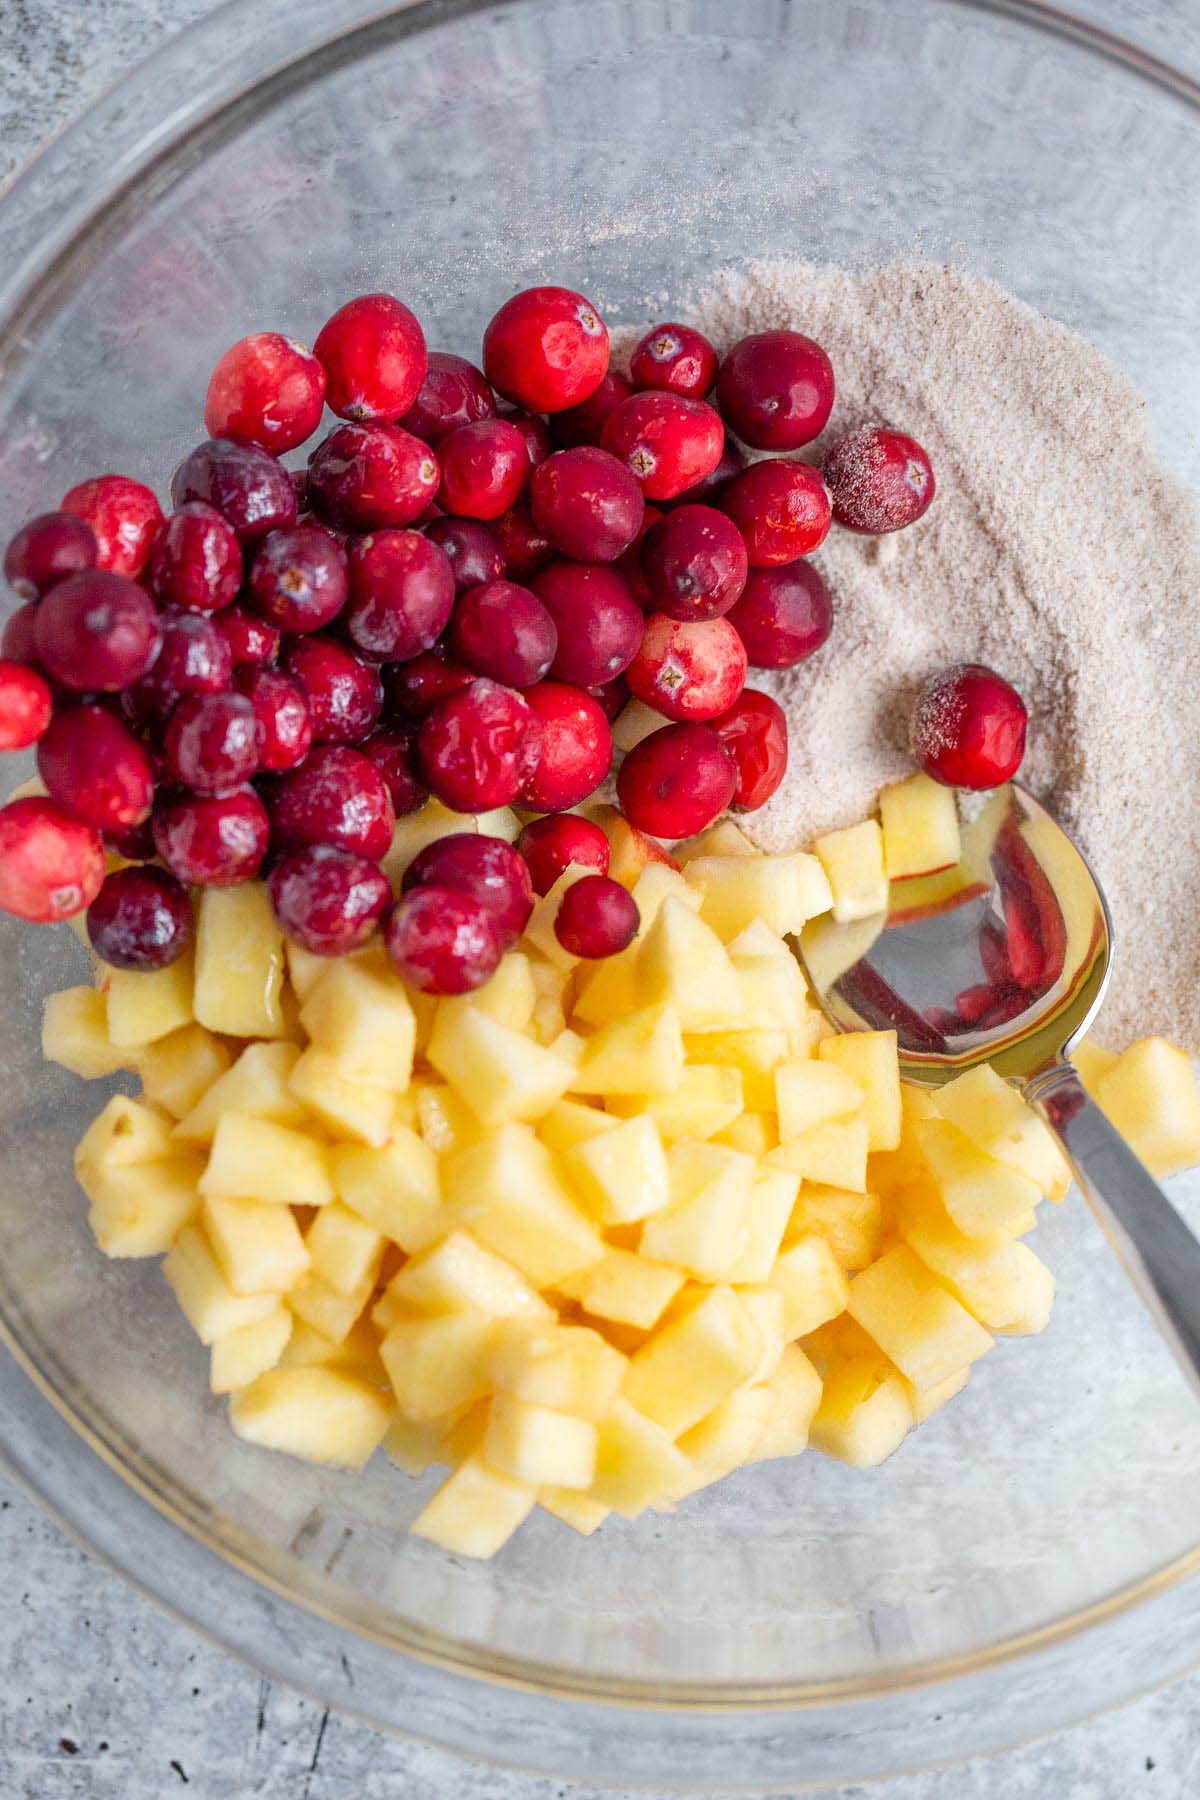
[424,517,506,594]
[385,647,474,720]
[589,674,629,722]
[61,475,163,578]
[215,604,280,669]
[711,688,788,811]
[630,323,718,400]
[204,332,326,454]
[400,353,496,444]
[555,874,639,959]
[824,426,936,533]
[641,504,747,621]
[33,572,161,691]
[385,885,504,995]
[122,610,230,727]
[418,678,543,812]
[4,511,97,598]
[146,503,242,614]
[268,744,395,859]
[283,636,382,745]
[1,601,41,665]
[483,286,609,414]
[170,439,297,545]
[601,392,724,502]
[716,330,835,451]
[499,407,553,469]
[720,459,831,565]
[520,680,612,812]
[616,722,735,838]
[248,525,349,634]
[164,691,259,795]
[910,663,1028,790]
[87,865,193,970]
[152,785,269,885]
[37,703,155,830]
[726,559,832,668]
[450,579,557,689]
[268,844,391,955]
[437,419,529,521]
[0,796,104,921]
[314,293,428,423]
[550,374,634,450]
[492,502,554,581]
[531,561,642,688]
[529,446,644,564]
[104,818,156,861]
[517,812,610,895]
[670,439,747,510]
[0,659,52,749]
[403,833,533,947]
[345,530,454,661]
[306,421,439,531]
[233,666,313,772]
[360,725,427,816]
[627,614,747,722]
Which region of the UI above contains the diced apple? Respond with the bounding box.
[810,1356,914,1468]
[285,940,333,1003]
[624,1286,763,1437]
[572,942,640,1027]
[229,1366,391,1468]
[412,1080,479,1155]
[813,820,888,925]
[87,1156,205,1258]
[200,1112,335,1208]
[673,1384,775,1497]
[714,1113,777,1156]
[905,1366,970,1423]
[934,1063,1069,1199]
[557,1249,685,1331]
[684,851,832,941]
[440,952,537,1037]
[775,1059,863,1141]
[173,1042,305,1143]
[384,1412,452,1477]
[674,819,756,864]
[287,1266,376,1343]
[634,896,743,1031]
[914,1117,1042,1236]
[609,1063,744,1145]
[193,886,286,1038]
[163,1226,280,1344]
[288,1047,395,1146]
[42,986,129,1079]
[201,1193,310,1295]
[381,799,476,887]
[104,953,195,1048]
[280,1316,384,1385]
[381,1230,553,1321]
[593,803,678,889]
[538,1486,611,1536]
[537,1098,620,1154]
[818,1030,901,1152]
[641,1141,755,1282]
[728,1167,799,1284]
[787,1184,883,1271]
[994,1242,1056,1336]
[1095,1038,1200,1177]
[739,1284,786,1381]
[869,1081,941,1198]
[485,1394,598,1488]
[767,1236,850,1338]
[211,1306,293,1395]
[1073,1038,1120,1094]
[429,1006,574,1126]
[445,1123,604,1288]
[486,1319,627,1420]
[589,1399,692,1517]
[300,959,416,1090]
[879,772,961,880]
[411,1452,535,1557]
[473,805,522,842]
[847,1244,994,1388]
[750,1344,823,1461]
[522,865,592,971]
[570,1005,686,1097]
[611,696,669,753]
[305,1201,385,1295]
[76,1094,175,1180]
[381,1309,497,1420]
[138,1024,232,1120]
[897,1187,1029,1329]
[561,1114,670,1226]
[330,1130,442,1253]
[768,1117,869,1191]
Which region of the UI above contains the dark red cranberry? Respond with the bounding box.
[910,663,1027,790]
[483,287,609,414]
[152,785,269,885]
[204,332,326,454]
[33,572,161,691]
[170,439,297,544]
[614,503,662,609]
[384,646,474,721]
[215,604,281,669]
[627,614,747,722]
[164,691,259,795]
[268,843,391,955]
[0,796,104,922]
[616,722,736,838]
[589,674,629,722]
[402,352,496,444]
[423,517,506,594]
[4,511,97,599]
[669,438,747,509]
[87,864,193,970]
[306,421,439,531]
[449,579,557,689]
[499,406,553,468]
[492,501,554,581]
[716,331,835,451]
[436,419,530,521]
[520,681,612,812]
[360,725,427,816]
[418,678,543,812]
[233,666,313,772]
[640,504,747,621]
[630,323,718,400]
[146,502,242,613]
[248,524,349,634]
[725,560,832,669]
[720,459,831,565]
[601,392,725,502]
[823,426,936,533]
[531,561,642,688]
[549,373,635,450]
[123,609,231,726]
[314,293,428,423]
[385,885,504,995]
[104,818,156,861]
[529,446,644,564]
[344,530,454,662]
[37,703,155,830]
[711,688,789,811]
[283,636,382,744]
[403,832,533,948]
[1,600,40,665]
[0,659,52,750]
[267,744,395,860]
[517,812,610,896]
[60,476,163,577]
[554,874,639,959]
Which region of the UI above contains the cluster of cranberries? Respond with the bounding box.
[0,282,1026,995]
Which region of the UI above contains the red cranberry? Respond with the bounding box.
[125,609,232,724]
[0,659,52,750]
[345,530,454,661]
[248,525,349,634]
[4,511,97,598]
[520,680,612,812]
[910,663,1027,790]
[436,419,529,521]
[725,559,832,668]
[824,426,936,533]
[492,501,554,581]
[711,688,788,811]
[614,503,662,609]
[720,459,832,565]
[385,886,504,995]
[360,725,427,816]
[87,864,193,970]
[152,785,269,885]
[33,572,161,692]
[589,674,629,722]
[170,439,297,544]
[314,293,427,422]
[554,874,639,959]
[529,446,644,564]
[215,604,280,669]
[384,646,474,720]
[531,561,642,688]
[306,421,439,531]
[669,438,747,509]
[630,323,718,400]
[403,832,533,947]
[499,407,553,469]
[616,722,736,839]
[517,813,610,895]
[402,353,496,443]
[423,517,505,593]
[550,374,635,450]
[1,601,41,666]
[268,744,395,860]
[627,614,747,722]
[37,703,155,830]
[418,677,543,811]
[449,579,557,689]
[146,502,242,613]
[483,287,609,414]
[268,844,391,956]
[61,475,163,577]
[601,392,724,502]
[104,818,156,861]
[640,504,748,621]
[283,636,382,745]
[164,691,259,795]
[716,330,835,451]
[232,666,313,772]
[0,796,105,922]
[204,332,326,454]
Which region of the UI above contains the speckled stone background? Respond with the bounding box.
[4,3,1200,1795]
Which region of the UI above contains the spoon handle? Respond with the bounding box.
[1024,1060,1200,1395]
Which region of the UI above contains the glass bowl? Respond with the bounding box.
[3,0,1200,1787]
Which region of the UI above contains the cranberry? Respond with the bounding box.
[401,352,496,443]
[627,614,747,722]
[725,559,832,668]
[601,392,724,502]
[641,504,748,621]
[403,832,533,947]
[385,885,504,995]
[614,503,663,609]
[104,818,156,861]
[145,502,242,613]
[531,561,642,688]
[449,579,557,689]
[720,459,832,565]
[520,680,612,812]
[345,530,454,661]
[283,636,382,744]
[423,517,506,593]
[436,419,529,521]
[1,601,41,665]
[517,812,610,895]
[33,572,161,691]
[823,426,936,533]
[630,323,718,401]
[232,666,313,772]
[248,524,349,634]
[37,703,155,830]
[616,721,736,839]
[314,293,427,423]
[711,688,788,811]
[268,843,391,956]
[360,725,427,816]
[670,438,747,509]
[529,446,644,564]
[125,609,232,724]
[589,674,629,722]
[910,663,1027,790]
[164,691,259,795]
[499,407,553,469]
[492,501,554,581]
[170,439,297,544]
[61,475,163,578]
[215,604,280,669]
[306,421,439,531]
[0,796,105,922]
[0,659,52,750]
[87,865,193,970]
[554,874,639,959]
[152,785,269,885]
[204,332,326,454]
[385,646,474,720]
[716,330,835,451]
[4,511,97,598]
[483,286,609,414]
[267,744,395,859]
[418,677,543,812]
[549,374,634,450]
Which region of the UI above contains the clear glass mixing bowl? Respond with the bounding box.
[2,0,1200,1787]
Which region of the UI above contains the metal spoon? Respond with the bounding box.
[797,781,1200,1391]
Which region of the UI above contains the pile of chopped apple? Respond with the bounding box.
[41,773,1200,1559]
